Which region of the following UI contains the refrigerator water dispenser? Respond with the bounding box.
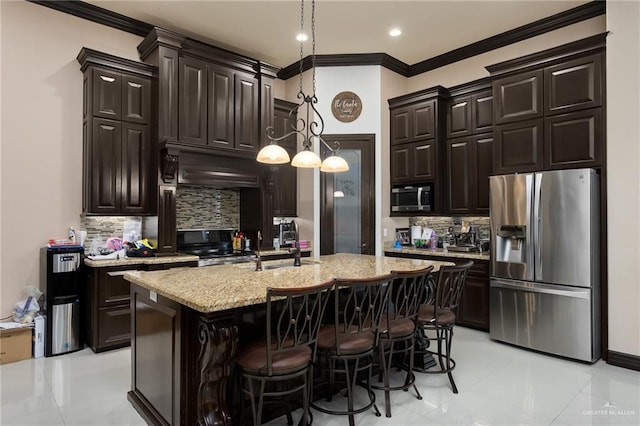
[496,225,527,263]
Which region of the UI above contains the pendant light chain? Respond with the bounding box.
[298,0,304,94]
[311,0,317,96]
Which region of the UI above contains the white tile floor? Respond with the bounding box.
[1,327,638,425]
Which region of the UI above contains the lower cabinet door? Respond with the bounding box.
[458,274,490,331]
[97,305,131,351]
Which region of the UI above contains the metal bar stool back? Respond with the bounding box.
[236,280,334,425]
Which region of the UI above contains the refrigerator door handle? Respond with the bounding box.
[491,279,590,299]
[534,173,543,280]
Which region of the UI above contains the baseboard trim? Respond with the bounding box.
[607,350,640,371]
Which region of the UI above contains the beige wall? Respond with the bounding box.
[606,1,640,357]
[0,1,142,316]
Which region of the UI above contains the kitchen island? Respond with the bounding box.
[124,253,453,425]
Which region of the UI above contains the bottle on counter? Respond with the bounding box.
[68,226,76,243]
[430,230,437,249]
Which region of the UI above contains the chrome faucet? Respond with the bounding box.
[290,220,301,267]
[254,231,263,271]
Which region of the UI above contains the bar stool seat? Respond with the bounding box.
[417,305,456,325]
[237,342,312,375]
[317,325,374,354]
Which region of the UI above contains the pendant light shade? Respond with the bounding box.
[256,144,290,164]
[320,154,350,172]
[291,148,322,168]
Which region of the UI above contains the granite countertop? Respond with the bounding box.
[384,246,490,261]
[84,254,199,268]
[124,253,454,314]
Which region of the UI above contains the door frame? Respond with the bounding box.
[320,134,375,255]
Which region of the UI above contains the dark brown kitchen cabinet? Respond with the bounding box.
[234,73,260,152]
[88,119,150,215]
[494,118,544,174]
[544,108,603,170]
[177,55,260,153]
[85,260,198,352]
[493,70,543,125]
[544,54,602,116]
[457,260,490,330]
[487,36,605,174]
[179,56,207,145]
[272,99,298,217]
[390,140,435,184]
[84,266,134,352]
[78,48,154,215]
[390,100,436,145]
[92,68,151,124]
[383,252,490,331]
[157,185,177,253]
[445,134,493,214]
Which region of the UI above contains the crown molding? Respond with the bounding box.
[32,0,605,79]
[27,0,153,37]
[76,47,155,76]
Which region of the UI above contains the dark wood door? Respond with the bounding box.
[413,140,436,181]
[91,118,121,214]
[260,76,275,148]
[97,306,131,349]
[413,100,436,140]
[544,53,602,116]
[121,122,149,214]
[390,107,411,145]
[207,65,234,148]
[178,56,207,145]
[98,269,131,307]
[447,96,472,138]
[494,118,544,174]
[122,74,150,124]
[473,90,493,133]
[493,70,543,124]
[458,273,490,330]
[272,99,298,216]
[446,137,472,213]
[321,134,375,255]
[390,144,411,184]
[157,185,177,253]
[474,134,493,213]
[92,67,122,121]
[234,72,259,152]
[544,108,602,169]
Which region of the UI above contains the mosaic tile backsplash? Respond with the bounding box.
[409,216,490,239]
[80,216,143,249]
[176,186,239,230]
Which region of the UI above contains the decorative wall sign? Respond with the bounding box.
[331,91,362,123]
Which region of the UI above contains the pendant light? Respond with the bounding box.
[256,0,348,173]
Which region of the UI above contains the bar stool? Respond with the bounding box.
[235,280,334,426]
[312,273,395,426]
[415,261,473,394]
[373,266,434,418]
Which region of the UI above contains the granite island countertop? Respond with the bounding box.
[384,246,490,261]
[124,253,454,313]
[84,254,199,268]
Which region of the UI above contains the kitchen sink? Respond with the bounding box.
[241,259,321,270]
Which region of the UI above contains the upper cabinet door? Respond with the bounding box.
[120,122,150,214]
[413,140,435,181]
[413,100,435,140]
[234,72,259,152]
[390,107,411,145]
[91,119,122,214]
[445,137,472,213]
[93,68,122,121]
[207,65,234,148]
[474,134,494,213]
[494,118,543,174]
[447,96,472,138]
[544,54,602,116]
[472,90,493,133]
[493,70,543,124]
[178,57,207,145]
[122,74,150,124]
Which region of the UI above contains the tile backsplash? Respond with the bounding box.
[409,216,490,239]
[176,185,239,230]
[80,216,143,249]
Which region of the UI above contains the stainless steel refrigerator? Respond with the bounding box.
[489,168,600,362]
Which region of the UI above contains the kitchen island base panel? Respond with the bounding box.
[129,283,241,426]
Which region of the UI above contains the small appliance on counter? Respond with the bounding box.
[274,221,297,248]
[445,226,480,252]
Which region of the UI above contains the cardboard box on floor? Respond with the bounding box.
[0,327,32,364]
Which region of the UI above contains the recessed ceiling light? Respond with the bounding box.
[296,33,308,42]
[389,28,402,37]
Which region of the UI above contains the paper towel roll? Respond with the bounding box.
[410,225,422,244]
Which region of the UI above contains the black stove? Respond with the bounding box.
[177,229,254,266]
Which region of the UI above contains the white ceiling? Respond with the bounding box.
[86,0,591,68]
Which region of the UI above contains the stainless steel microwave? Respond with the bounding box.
[391,185,433,212]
